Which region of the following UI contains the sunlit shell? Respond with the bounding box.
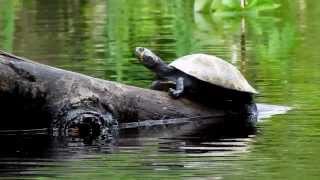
[169,54,258,94]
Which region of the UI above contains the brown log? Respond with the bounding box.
[0,50,253,137]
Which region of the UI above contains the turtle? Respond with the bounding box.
[134,47,258,114]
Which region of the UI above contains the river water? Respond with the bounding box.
[0,0,318,179]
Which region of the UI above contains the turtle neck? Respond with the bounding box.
[151,57,174,78]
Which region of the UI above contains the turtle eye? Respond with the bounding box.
[136,47,144,53]
[135,47,146,59]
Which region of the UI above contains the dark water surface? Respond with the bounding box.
[0,0,318,179]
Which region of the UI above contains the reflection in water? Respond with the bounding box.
[0,124,252,179]
[0,0,318,179]
[0,104,290,179]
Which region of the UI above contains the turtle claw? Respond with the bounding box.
[169,88,182,99]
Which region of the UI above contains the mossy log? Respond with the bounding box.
[0,51,255,138]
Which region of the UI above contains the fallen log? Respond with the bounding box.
[0,50,255,138]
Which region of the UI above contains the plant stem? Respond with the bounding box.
[241,0,246,8]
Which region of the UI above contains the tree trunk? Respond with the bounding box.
[0,50,255,138]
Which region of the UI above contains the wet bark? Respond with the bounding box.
[0,51,250,137]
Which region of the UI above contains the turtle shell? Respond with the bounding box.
[169,54,258,94]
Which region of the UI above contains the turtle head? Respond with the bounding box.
[135,47,161,69]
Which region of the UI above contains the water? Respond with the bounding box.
[0,0,318,179]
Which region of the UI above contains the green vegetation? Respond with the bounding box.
[0,0,19,51]
[195,0,280,14]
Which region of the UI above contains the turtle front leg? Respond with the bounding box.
[169,77,184,98]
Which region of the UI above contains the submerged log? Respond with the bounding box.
[0,51,255,138]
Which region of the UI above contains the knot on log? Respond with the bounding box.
[54,97,119,139]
